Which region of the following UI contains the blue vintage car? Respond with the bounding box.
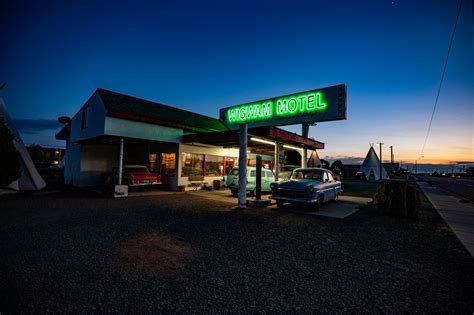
[225,166,276,196]
[269,168,342,211]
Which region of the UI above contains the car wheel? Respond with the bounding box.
[231,189,238,197]
[315,195,323,211]
[276,200,284,208]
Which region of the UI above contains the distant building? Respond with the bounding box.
[27,145,65,165]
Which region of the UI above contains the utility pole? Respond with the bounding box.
[389,146,394,163]
[378,142,383,180]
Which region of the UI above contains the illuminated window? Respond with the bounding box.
[161,153,176,177]
[181,153,203,176]
[205,155,224,176]
[81,106,89,129]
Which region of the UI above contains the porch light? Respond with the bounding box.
[283,144,303,151]
[250,137,275,146]
[230,148,250,153]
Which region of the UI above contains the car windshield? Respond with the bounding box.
[290,170,324,181]
[124,167,150,173]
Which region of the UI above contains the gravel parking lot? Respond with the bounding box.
[1,190,473,313]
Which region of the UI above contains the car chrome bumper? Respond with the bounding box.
[269,195,318,204]
[128,182,162,186]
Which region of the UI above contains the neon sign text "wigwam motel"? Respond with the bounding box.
[227,92,327,124]
[219,84,347,129]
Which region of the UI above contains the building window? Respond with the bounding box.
[181,152,204,176]
[81,106,89,129]
[161,153,176,177]
[205,155,224,176]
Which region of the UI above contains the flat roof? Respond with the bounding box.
[97,89,228,133]
[183,126,324,153]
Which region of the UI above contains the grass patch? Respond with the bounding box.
[342,180,378,198]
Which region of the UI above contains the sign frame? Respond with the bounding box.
[220,84,347,129]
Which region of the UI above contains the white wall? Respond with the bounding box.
[69,92,107,143]
[104,117,183,143]
[64,91,107,186]
[79,144,118,187]
[63,140,81,186]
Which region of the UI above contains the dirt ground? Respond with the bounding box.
[113,232,196,279]
[0,189,473,313]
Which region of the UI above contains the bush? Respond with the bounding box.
[375,179,422,219]
[0,117,22,187]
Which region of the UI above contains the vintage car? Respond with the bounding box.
[279,164,301,180]
[225,166,275,196]
[269,168,342,210]
[118,165,161,187]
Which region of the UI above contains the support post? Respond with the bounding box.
[256,155,262,200]
[274,141,280,181]
[301,123,309,168]
[301,146,307,168]
[238,124,248,208]
[118,138,124,185]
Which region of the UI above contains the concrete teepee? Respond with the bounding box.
[0,98,46,191]
[307,150,322,167]
[358,146,389,182]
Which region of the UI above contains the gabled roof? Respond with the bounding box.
[96,88,228,133]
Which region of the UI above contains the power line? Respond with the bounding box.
[420,0,463,157]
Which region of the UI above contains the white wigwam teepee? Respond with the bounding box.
[0,98,46,191]
[358,146,389,182]
[307,150,322,167]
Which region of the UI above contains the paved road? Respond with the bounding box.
[416,175,474,202]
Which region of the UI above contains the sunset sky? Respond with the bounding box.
[1,0,472,164]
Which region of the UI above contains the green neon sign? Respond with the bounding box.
[220,84,346,129]
[226,92,327,124]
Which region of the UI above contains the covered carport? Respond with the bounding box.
[182,126,324,180]
[72,135,179,190]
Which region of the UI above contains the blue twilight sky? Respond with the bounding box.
[1,0,472,163]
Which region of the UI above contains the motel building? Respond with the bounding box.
[56,86,346,193]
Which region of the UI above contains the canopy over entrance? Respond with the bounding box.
[182,126,324,154]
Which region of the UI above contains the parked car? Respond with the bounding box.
[269,168,342,211]
[225,166,275,196]
[115,165,161,187]
[279,164,300,179]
